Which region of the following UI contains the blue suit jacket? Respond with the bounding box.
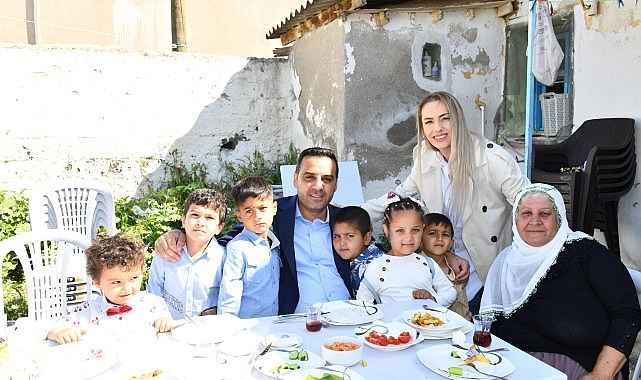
[219,196,352,315]
[272,196,352,314]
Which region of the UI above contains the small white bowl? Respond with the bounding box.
[321,336,363,367]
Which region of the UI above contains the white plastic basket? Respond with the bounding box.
[539,92,571,136]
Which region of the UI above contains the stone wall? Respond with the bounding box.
[0,44,296,198]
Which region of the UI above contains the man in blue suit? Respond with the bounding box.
[154,147,352,315]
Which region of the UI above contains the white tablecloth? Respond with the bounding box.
[39,299,567,380]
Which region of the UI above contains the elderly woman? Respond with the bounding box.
[480,183,641,380]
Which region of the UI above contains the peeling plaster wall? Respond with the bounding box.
[290,22,347,153]
[0,44,296,198]
[338,10,506,200]
[508,1,641,268]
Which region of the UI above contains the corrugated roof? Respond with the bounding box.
[266,0,341,40]
[266,0,512,41]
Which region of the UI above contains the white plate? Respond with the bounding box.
[255,350,326,379]
[401,309,468,334]
[417,344,515,379]
[320,300,383,326]
[354,322,425,352]
[393,316,473,340]
[171,314,246,344]
[264,333,302,349]
[280,365,366,380]
[117,339,191,379]
[42,341,117,380]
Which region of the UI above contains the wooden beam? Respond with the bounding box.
[171,0,187,52]
[466,9,475,19]
[496,1,514,17]
[372,11,390,27]
[280,0,366,46]
[431,9,443,22]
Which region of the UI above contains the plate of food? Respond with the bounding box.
[354,322,424,352]
[280,365,365,380]
[264,333,302,349]
[255,349,325,379]
[401,309,468,334]
[171,313,246,344]
[320,300,383,326]
[41,341,118,380]
[417,344,515,379]
[393,316,473,340]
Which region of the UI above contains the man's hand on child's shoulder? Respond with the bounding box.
[47,326,86,344]
[153,317,173,333]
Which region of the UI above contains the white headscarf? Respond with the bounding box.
[480,183,590,316]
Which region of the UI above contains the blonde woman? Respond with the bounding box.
[362,91,529,314]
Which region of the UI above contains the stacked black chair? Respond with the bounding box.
[531,118,636,257]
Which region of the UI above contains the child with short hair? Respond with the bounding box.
[422,213,472,320]
[331,206,385,299]
[356,196,456,306]
[47,233,173,344]
[217,176,280,318]
[147,188,227,319]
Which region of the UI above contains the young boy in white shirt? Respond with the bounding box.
[218,176,280,318]
[47,233,173,344]
[147,188,227,319]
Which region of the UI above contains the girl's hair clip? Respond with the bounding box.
[384,191,424,208]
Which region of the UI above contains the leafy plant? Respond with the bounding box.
[0,190,31,321]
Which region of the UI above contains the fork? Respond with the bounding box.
[315,366,352,380]
[464,363,509,380]
[184,313,203,326]
[354,324,388,336]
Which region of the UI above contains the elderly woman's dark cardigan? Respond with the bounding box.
[491,238,641,378]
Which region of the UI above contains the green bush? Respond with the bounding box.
[0,190,31,321]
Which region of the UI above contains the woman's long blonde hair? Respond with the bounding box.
[416,91,477,222]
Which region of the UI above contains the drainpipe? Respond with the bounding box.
[524,0,537,179]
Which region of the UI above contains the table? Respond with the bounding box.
[39,299,567,380]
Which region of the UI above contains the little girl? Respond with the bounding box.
[356,195,457,306]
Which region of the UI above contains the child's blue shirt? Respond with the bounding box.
[147,239,225,320]
[217,228,281,318]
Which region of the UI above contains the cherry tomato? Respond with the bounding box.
[365,336,377,344]
[378,337,389,346]
[398,334,411,344]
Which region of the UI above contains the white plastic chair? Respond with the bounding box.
[0,230,92,321]
[628,268,641,380]
[28,182,116,239]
